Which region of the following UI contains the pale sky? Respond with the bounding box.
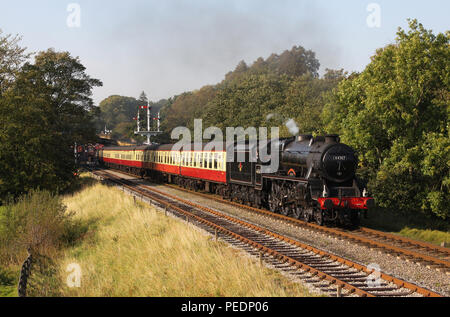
[1,0,449,104]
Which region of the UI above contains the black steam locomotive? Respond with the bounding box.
[227,134,373,226]
[99,134,374,227]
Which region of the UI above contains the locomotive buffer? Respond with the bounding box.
[134,100,163,145]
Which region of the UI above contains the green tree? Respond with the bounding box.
[98,95,140,133]
[0,47,102,201]
[158,45,341,141]
[322,20,449,219]
[0,29,29,93]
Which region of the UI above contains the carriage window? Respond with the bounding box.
[213,153,218,170]
[217,153,222,170]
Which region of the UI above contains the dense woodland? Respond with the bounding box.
[0,20,448,220]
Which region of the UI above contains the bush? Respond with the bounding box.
[0,190,73,265]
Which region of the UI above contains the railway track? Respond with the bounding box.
[98,167,450,274]
[92,169,443,297]
[162,182,450,273]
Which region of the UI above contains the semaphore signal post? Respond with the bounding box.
[134,100,163,145]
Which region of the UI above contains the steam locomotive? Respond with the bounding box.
[98,134,374,226]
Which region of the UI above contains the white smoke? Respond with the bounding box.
[285,119,299,136]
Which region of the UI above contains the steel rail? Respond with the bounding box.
[95,168,449,269]
[162,183,450,270]
[93,169,443,297]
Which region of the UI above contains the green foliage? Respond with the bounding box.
[0,267,17,297]
[97,94,168,142]
[0,29,29,93]
[161,85,217,134]
[0,190,73,265]
[322,20,449,219]
[204,73,292,132]
[0,39,102,201]
[98,95,141,132]
[160,45,344,140]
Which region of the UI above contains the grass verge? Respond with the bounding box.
[361,207,450,246]
[59,177,315,297]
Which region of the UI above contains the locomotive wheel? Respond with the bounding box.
[292,207,303,219]
[280,206,290,216]
[303,210,311,222]
[268,193,280,213]
[315,210,324,226]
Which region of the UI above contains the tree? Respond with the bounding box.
[0,29,29,93]
[322,20,449,219]
[138,91,148,104]
[0,47,102,201]
[161,85,216,134]
[158,45,341,142]
[98,95,140,133]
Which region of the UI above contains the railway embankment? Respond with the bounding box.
[56,174,315,297]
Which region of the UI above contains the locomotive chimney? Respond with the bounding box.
[325,134,340,143]
[297,134,313,142]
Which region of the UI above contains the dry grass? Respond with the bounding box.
[59,178,315,297]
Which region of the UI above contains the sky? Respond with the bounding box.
[0,0,449,104]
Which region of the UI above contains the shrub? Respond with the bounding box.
[0,190,73,265]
